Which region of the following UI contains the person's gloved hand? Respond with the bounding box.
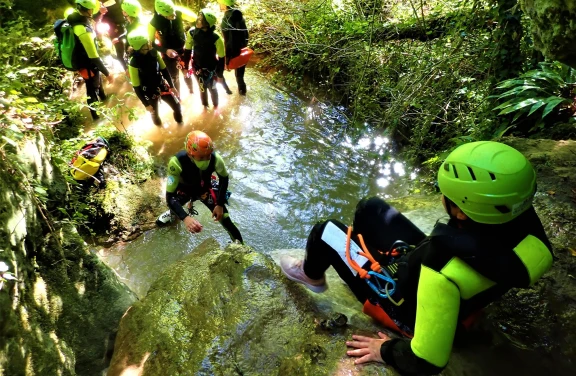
[184,216,203,233]
[346,331,391,364]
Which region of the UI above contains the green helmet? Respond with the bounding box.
[155,0,175,17]
[437,141,536,224]
[217,0,236,6]
[122,0,142,18]
[76,0,99,11]
[201,9,217,28]
[127,27,149,50]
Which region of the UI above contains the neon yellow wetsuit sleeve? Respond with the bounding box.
[73,24,99,58]
[185,29,193,50]
[214,32,225,58]
[157,51,167,69]
[148,23,157,48]
[214,152,229,177]
[410,265,460,368]
[166,156,182,193]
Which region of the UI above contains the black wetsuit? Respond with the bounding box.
[304,197,552,375]
[165,151,243,243]
[220,7,249,94]
[150,11,192,93]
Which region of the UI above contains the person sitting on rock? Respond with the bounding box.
[156,130,243,244]
[280,141,553,375]
[126,26,183,126]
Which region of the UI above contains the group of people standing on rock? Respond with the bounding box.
[64,0,249,123]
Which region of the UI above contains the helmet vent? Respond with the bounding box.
[489,172,496,180]
[452,164,459,178]
[444,164,449,171]
[467,167,476,180]
[495,205,510,214]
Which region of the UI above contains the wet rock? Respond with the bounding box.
[520,0,576,69]
[107,240,387,375]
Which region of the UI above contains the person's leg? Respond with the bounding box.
[200,195,243,242]
[95,71,107,102]
[283,198,426,298]
[83,69,100,120]
[164,56,180,93]
[218,73,232,95]
[149,95,162,125]
[290,219,373,300]
[235,66,246,95]
[195,74,209,107]
[184,71,193,94]
[208,75,219,107]
[352,197,426,253]
[160,92,183,124]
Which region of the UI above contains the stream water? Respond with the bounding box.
[92,64,444,298]
[89,61,575,376]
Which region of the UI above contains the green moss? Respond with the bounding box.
[521,0,576,69]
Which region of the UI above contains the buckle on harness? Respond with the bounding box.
[345,226,404,306]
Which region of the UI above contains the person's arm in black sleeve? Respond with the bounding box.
[237,13,249,44]
[157,52,175,88]
[377,260,461,375]
[380,339,443,375]
[216,58,225,77]
[166,192,189,220]
[90,57,110,76]
[216,175,229,206]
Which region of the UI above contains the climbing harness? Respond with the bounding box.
[195,68,215,93]
[345,226,405,306]
[158,79,180,104]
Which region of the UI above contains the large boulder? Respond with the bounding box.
[107,239,384,375]
[521,0,576,68]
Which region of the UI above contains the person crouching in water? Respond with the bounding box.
[127,27,183,126]
[156,131,243,244]
[182,9,225,109]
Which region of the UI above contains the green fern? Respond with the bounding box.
[491,61,575,128]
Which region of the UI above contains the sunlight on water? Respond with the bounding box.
[93,65,440,297]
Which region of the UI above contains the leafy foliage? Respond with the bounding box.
[491,61,576,133]
[0,16,153,238]
[247,0,535,161]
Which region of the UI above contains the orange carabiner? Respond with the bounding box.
[345,226,382,279]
